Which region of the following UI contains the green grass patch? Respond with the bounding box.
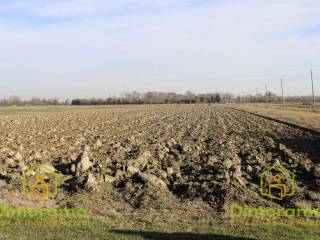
[0,217,319,240]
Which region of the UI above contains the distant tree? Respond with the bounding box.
[215,94,222,103]
[197,96,204,103]
[8,96,21,105]
[131,91,141,103]
[144,92,154,104]
[71,99,81,105]
[49,97,59,105]
[264,92,278,102]
[222,93,234,103]
[185,91,195,104]
[64,99,70,105]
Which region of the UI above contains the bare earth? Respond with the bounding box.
[0,104,319,224]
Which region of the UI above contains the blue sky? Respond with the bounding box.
[0,0,319,99]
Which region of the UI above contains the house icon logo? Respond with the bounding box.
[259,163,295,200]
[21,164,59,201]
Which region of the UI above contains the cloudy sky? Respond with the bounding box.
[0,0,319,99]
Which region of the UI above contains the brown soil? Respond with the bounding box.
[0,105,319,222]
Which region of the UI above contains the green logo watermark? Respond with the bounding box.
[0,164,89,227]
[229,162,319,226]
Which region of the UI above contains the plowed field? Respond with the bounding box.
[0,105,319,222]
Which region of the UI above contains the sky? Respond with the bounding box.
[0,0,320,99]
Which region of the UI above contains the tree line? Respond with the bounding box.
[71,91,318,105]
[0,96,69,106]
[71,91,228,105]
[0,91,318,106]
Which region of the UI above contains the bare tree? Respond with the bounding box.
[185,91,195,104]
[221,93,234,103]
[8,96,21,106]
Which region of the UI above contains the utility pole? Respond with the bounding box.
[280,79,284,105]
[255,88,258,103]
[265,84,269,104]
[311,69,316,112]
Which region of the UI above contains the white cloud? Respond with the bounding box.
[0,0,319,98]
[0,0,205,18]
